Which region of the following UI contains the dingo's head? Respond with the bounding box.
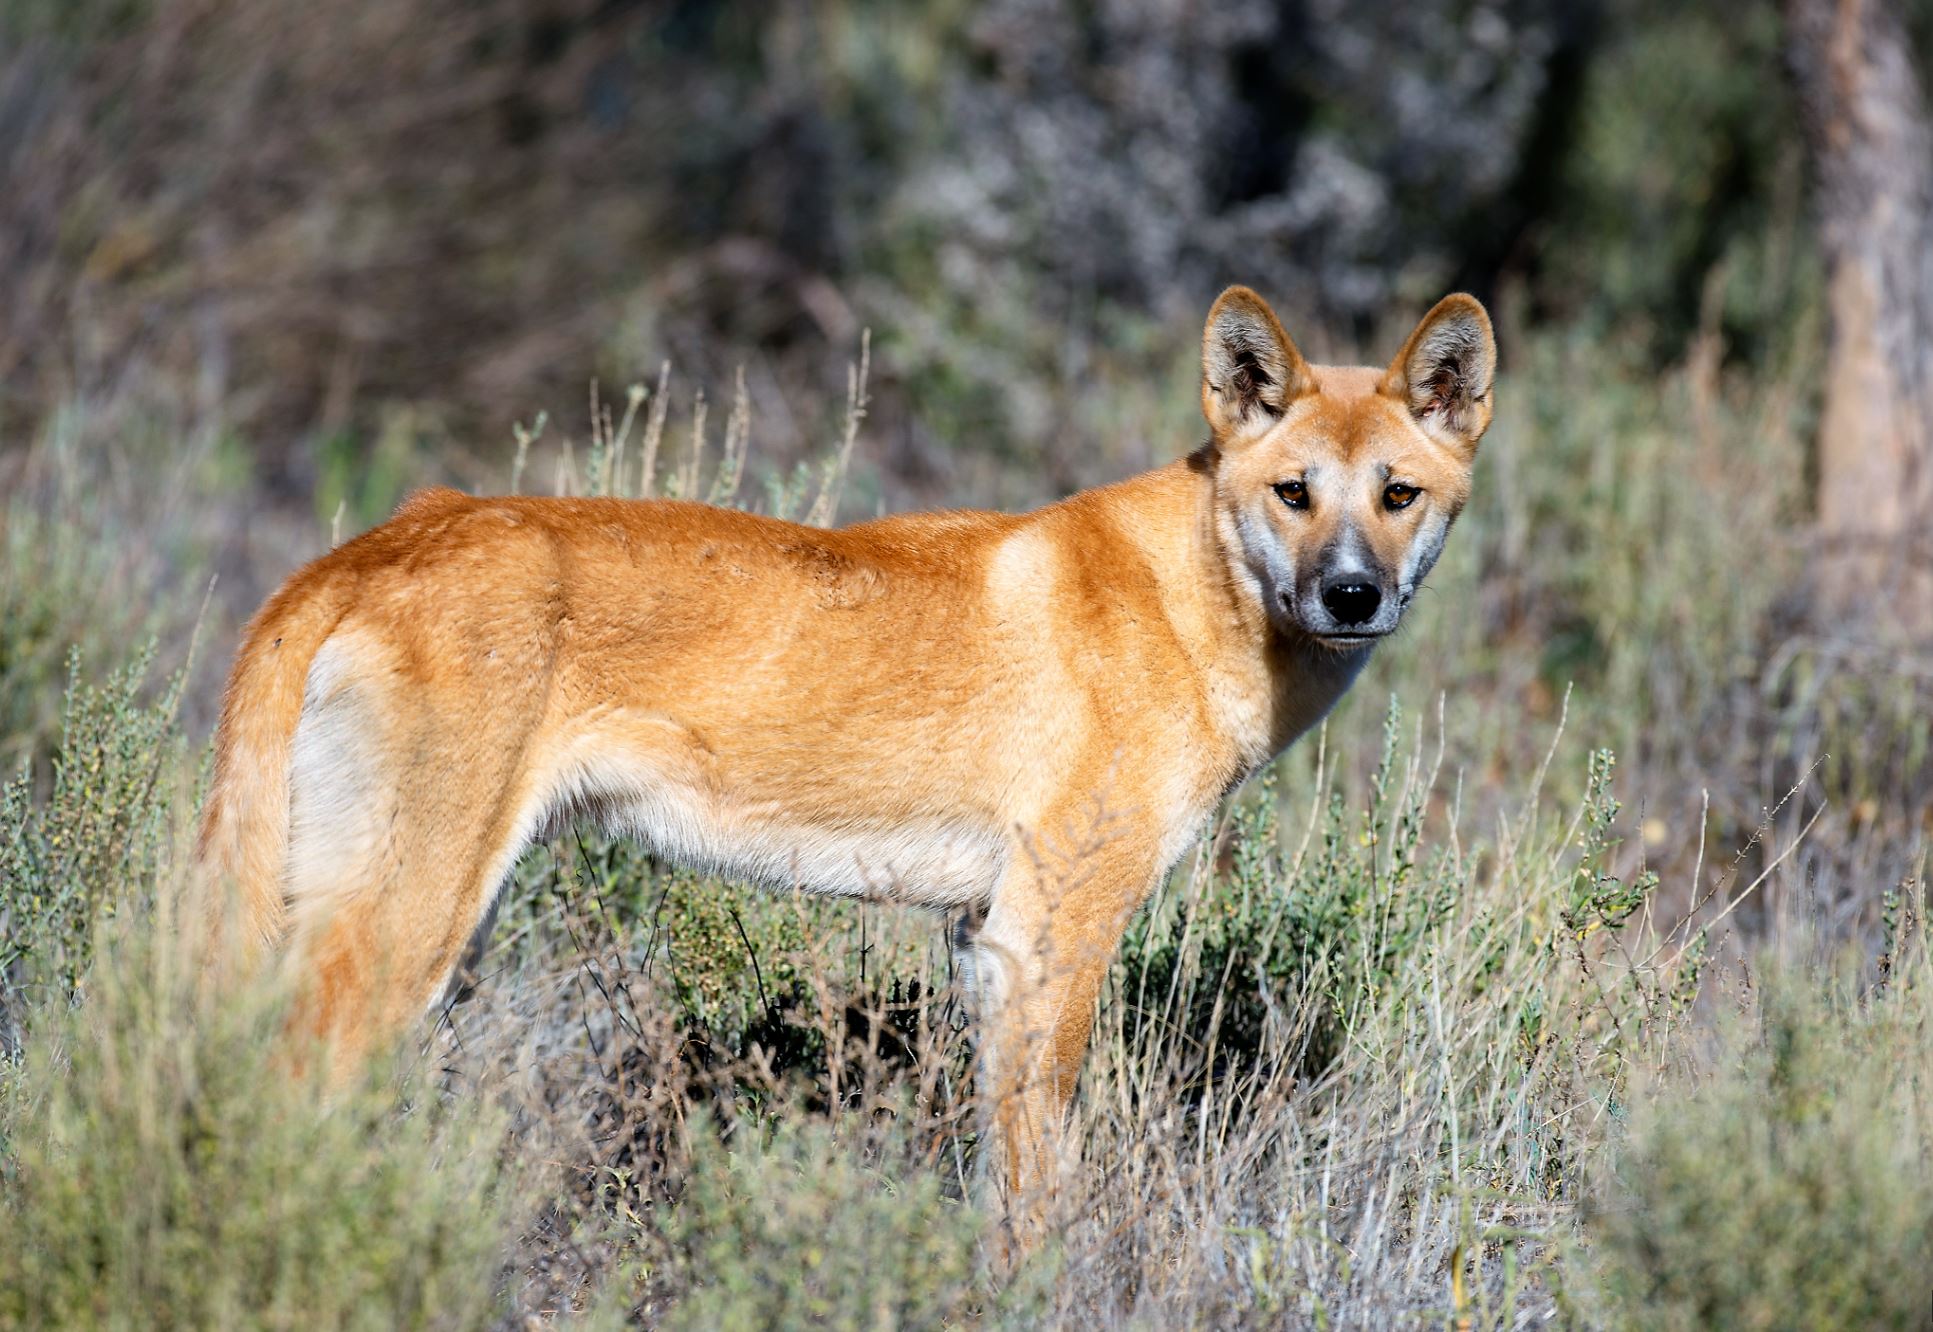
[1200,286,1495,650]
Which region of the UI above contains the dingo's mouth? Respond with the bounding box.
[1314,631,1386,648]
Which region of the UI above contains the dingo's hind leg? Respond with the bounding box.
[279,631,545,1078]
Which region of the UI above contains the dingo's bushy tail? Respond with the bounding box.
[196,575,343,959]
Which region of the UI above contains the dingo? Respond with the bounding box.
[199,285,1494,1208]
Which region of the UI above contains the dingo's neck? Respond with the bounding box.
[1081,454,1372,781]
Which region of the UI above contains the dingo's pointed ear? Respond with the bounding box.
[1383,294,1496,454]
[1202,286,1311,442]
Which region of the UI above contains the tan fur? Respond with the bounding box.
[198,287,1495,1218]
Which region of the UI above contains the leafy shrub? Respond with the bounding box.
[1113,699,1665,1090]
[0,646,185,1048]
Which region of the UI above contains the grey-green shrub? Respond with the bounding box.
[636,1109,987,1332]
[0,646,186,1049]
[0,912,530,1330]
[1591,936,1933,1330]
[0,645,533,1329]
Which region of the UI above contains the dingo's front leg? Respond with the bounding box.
[965,803,1160,1250]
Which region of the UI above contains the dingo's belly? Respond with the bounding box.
[539,712,1010,908]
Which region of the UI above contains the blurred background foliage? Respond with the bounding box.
[0,0,1822,508]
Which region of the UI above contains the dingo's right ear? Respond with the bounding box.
[1201,286,1312,443]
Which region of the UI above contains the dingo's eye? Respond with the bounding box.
[1273,479,1309,510]
[1383,483,1420,510]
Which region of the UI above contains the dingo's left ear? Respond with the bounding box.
[1383,294,1496,455]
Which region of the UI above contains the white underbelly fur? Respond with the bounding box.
[553,747,1009,909]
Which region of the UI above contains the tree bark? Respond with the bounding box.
[1787,0,1933,634]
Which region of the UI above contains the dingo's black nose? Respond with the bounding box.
[1322,581,1381,626]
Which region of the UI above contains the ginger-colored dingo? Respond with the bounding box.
[199,285,1494,1206]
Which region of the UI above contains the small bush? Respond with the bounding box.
[1112,700,1663,1097]
[0,908,531,1330]
[0,645,532,1328]
[627,1109,987,1331]
[0,646,186,1049]
[1591,923,1933,1330]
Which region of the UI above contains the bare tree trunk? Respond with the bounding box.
[1787,0,1933,635]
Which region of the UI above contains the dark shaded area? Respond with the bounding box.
[1448,2,1600,312]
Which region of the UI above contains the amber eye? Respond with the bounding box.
[1274,479,1309,510]
[1383,483,1420,510]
